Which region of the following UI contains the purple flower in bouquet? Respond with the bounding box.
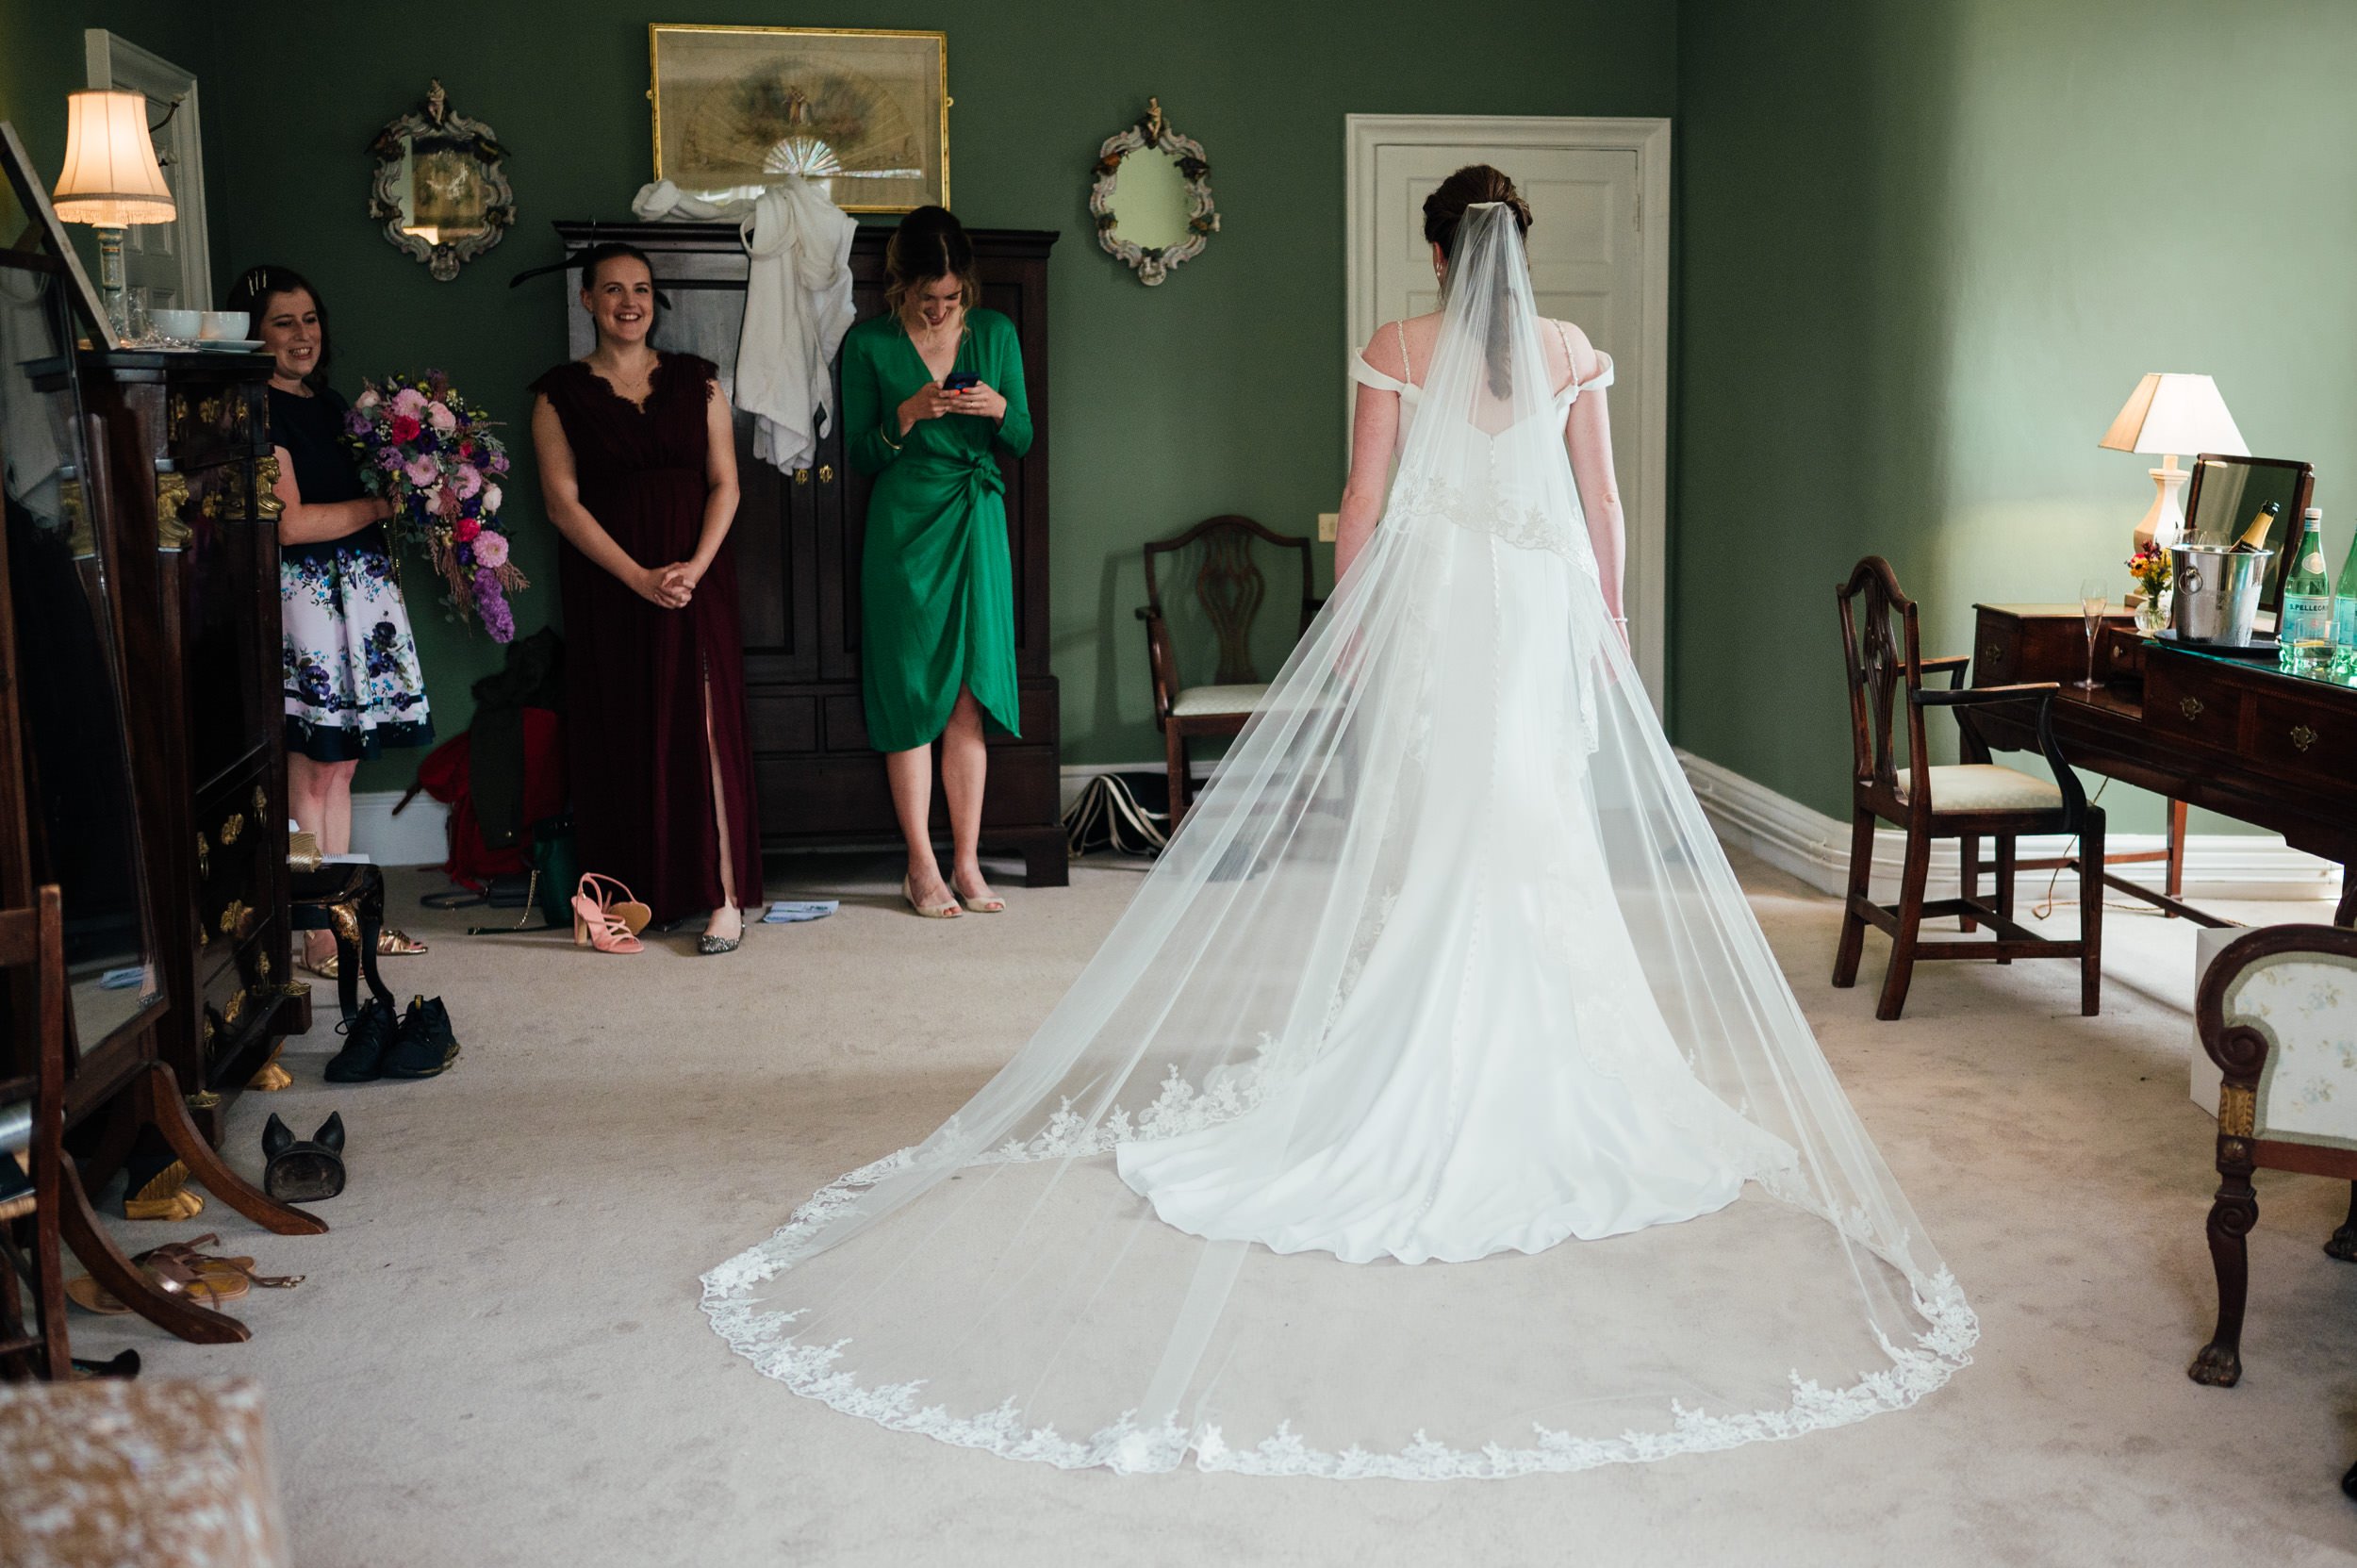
[474,566,515,643]
[377,449,402,472]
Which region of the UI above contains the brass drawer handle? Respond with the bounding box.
[257,949,272,982]
[2292,723,2318,752]
[155,468,191,550]
[255,454,285,520]
[218,898,253,937]
[220,812,244,845]
[817,464,834,483]
[2180,696,2204,721]
[196,832,210,879]
[794,468,811,486]
[197,394,223,427]
[1981,642,2003,661]
[253,784,270,816]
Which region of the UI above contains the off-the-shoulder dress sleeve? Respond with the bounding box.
[1350,353,1410,394]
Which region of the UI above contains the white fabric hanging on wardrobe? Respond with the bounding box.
[630,176,856,472]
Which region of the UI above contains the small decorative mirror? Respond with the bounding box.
[1090,98,1217,287]
[367,80,515,282]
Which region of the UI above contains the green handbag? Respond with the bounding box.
[524,813,578,928]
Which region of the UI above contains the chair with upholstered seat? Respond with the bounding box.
[1832,556,2106,1019]
[2189,924,2357,1399]
[1136,516,1321,825]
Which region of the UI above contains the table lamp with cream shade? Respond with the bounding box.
[2099,372,2248,552]
[49,90,174,342]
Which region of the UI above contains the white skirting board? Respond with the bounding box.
[351,791,451,867]
[1675,750,2339,904]
[373,757,2344,897]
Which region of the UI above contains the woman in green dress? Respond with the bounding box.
[842,207,1033,918]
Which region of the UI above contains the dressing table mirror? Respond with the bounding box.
[1089,98,1217,286]
[2183,454,2316,614]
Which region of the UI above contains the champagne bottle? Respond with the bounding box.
[2332,520,2357,677]
[2279,507,2334,674]
[2232,500,2283,552]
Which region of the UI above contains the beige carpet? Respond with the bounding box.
[66,850,2357,1566]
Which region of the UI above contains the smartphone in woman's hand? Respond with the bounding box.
[942,371,981,392]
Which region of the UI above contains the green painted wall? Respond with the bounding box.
[1674,0,2357,828]
[8,1,1678,789]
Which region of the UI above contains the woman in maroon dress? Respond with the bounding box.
[530,242,763,952]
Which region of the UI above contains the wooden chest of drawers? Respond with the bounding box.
[1970,602,2137,686]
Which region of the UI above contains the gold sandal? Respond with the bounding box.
[378,928,428,956]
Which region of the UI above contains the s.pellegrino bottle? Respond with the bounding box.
[2334,517,2357,677]
[2279,506,2334,675]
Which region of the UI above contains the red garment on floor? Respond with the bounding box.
[416,708,567,890]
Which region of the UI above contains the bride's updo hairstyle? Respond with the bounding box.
[885,206,981,325]
[1422,166,1533,396]
[1422,164,1532,259]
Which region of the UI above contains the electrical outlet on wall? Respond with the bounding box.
[1317,511,1339,543]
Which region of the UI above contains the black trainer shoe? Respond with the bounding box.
[381,995,459,1080]
[323,996,398,1083]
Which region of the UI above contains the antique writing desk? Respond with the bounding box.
[1972,604,2357,926]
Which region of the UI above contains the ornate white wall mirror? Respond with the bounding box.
[367,80,515,282]
[1089,98,1217,286]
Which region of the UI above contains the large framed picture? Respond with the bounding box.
[649,25,948,213]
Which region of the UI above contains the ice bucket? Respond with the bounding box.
[2169,544,2272,646]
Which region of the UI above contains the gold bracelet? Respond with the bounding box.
[879,422,902,453]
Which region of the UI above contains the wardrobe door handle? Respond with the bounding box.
[2179,696,2204,721]
[794,468,811,486]
[2291,723,2318,752]
[817,465,834,484]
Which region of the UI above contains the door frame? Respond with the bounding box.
[84,29,211,309]
[1345,113,1672,708]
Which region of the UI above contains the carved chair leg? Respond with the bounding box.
[1958,833,1979,933]
[2166,799,2188,912]
[1875,828,1932,1021]
[1832,809,1876,989]
[1165,726,1192,831]
[138,1063,327,1237]
[56,1154,247,1345]
[2326,1182,2357,1263]
[2078,812,2105,1016]
[1994,835,2019,966]
[2189,1175,2256,1387]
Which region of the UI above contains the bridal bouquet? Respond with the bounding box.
[344,371,527,641]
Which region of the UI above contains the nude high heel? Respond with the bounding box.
[902,875,962,919]
[572,873,645,953]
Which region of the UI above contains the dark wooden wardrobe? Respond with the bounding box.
[550,222,1066,885]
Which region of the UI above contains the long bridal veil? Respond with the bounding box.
[704,205,1976,1478]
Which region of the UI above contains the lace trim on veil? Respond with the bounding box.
[700,1139,1980,1478]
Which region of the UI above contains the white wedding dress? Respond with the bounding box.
[705,206,1976,1477]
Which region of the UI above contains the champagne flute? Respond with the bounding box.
[2077,577,2107,690]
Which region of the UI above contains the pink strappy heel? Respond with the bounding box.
[572,873,646,954]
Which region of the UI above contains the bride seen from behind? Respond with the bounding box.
[704,166,1977,1478]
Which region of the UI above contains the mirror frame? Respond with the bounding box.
[1089,98,1217,287]
[367,79,516,283]
[2183,453,2317,615]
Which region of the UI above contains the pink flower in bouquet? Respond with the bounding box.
[428,402,457,433]
[485,483,503,513]
[390,413,422,443]
[471,531,510,569]
[453,464,484,500]
[454,517,482,544]
[392,386,427,419]
[404,454,438,487]
[356,388,381,409]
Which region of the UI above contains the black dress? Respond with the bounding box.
[272,384,433,762]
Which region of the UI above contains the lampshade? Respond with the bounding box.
[52,91,174,226]
[2098,372,2248,458]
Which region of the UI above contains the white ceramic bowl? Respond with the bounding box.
[151,307,204,340]
[199,310,250,340]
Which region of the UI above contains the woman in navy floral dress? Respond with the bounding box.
[227,266,433,970]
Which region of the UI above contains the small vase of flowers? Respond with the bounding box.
[343,371,527,641]
[2127,543,2172,635]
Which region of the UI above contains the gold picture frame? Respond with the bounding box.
[649,25,949,214]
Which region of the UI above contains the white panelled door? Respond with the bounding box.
[85,30,210,314]
[1347,116,1671,710]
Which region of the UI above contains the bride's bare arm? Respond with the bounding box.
[1335,326,1408,581]
[1562,344,1625,627]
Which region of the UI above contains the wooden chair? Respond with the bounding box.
[1832,557,2106,1019]
[0,887,69,1381]
[2189,923,2357,1394]
[1136,516,1321,824]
